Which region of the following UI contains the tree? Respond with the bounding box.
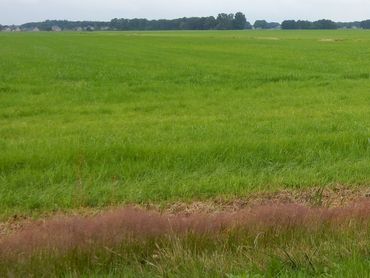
[216,13,234,30]
[296,20,313,29]
[128,19,149,30]
[203,16,217,29]
[267,22,281,29]
[244,21,253,29]
[281,20,297,29]
[337,21,361,29]
[254,20,268,29]
[281,19,337,30]
[233,12,247,29]
[254,20,280,29]
[361,20,370,29]
[313,19,337,29]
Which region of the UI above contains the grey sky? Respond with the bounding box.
[1,0,370,25]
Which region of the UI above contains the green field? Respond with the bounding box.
[1,30,370,216]
[1,30,370,277]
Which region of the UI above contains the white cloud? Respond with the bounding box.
[1,0,370,25]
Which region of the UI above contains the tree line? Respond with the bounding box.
[280,19,370,29]
[111,13,252,30]
[2,13,253,31]
[2,14,370,31]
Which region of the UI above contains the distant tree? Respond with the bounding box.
[336,21,361,29]
[244,20,253,29]
[282,19,337,30]
[361,20,370,29]
[128,18,149,30]
[296,20,313,29]
[17,14,363,32]
[233,12,247,29]
[254,20,268,29]
[254,20,280,29]
[281,20,297,29]
[313,19,337,29]
[203,16,217,29]
[267,22,281,29]
[110,16,221,31]
[110,18,129,30]
[216,13,234,30]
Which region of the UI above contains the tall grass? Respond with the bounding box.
[0,201,369,277]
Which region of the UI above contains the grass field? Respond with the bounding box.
[1,30,370,276]
[2,30,370,216]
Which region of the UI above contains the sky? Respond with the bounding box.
[1,0,370,25]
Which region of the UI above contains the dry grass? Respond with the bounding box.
[161,186,370,214]
[1,199,369,259]
[0,198,369,276]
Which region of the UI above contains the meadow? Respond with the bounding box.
[1,30,370,216]
[0,30,370,276]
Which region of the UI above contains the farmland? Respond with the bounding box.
[0,30,370,276]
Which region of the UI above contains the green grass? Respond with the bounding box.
[1,30,370,216]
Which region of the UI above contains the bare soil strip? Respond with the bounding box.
[159,185,370,215]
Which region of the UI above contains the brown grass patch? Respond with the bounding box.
[255,37,280,41]
[0,197,369,260]
[156,185,370,214]
[0,186,368,237]
[319,38,345,43]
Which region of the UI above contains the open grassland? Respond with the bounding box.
[1,30,370,216]
[1,30,370,277]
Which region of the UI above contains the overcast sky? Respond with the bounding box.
[1,0,370,25]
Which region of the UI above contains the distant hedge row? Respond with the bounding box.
[5,13,253,31]
[2,15,370,31]
[281,19,370,29]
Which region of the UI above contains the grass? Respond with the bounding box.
[0,203,369,277]
[3,228,370,277]
[1,30,370,216]
[0,31,370,216]
[0,31,370,215]
[1,29,370,276]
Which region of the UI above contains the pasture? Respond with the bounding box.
[0,30,369,276]
[1,30,370,216]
